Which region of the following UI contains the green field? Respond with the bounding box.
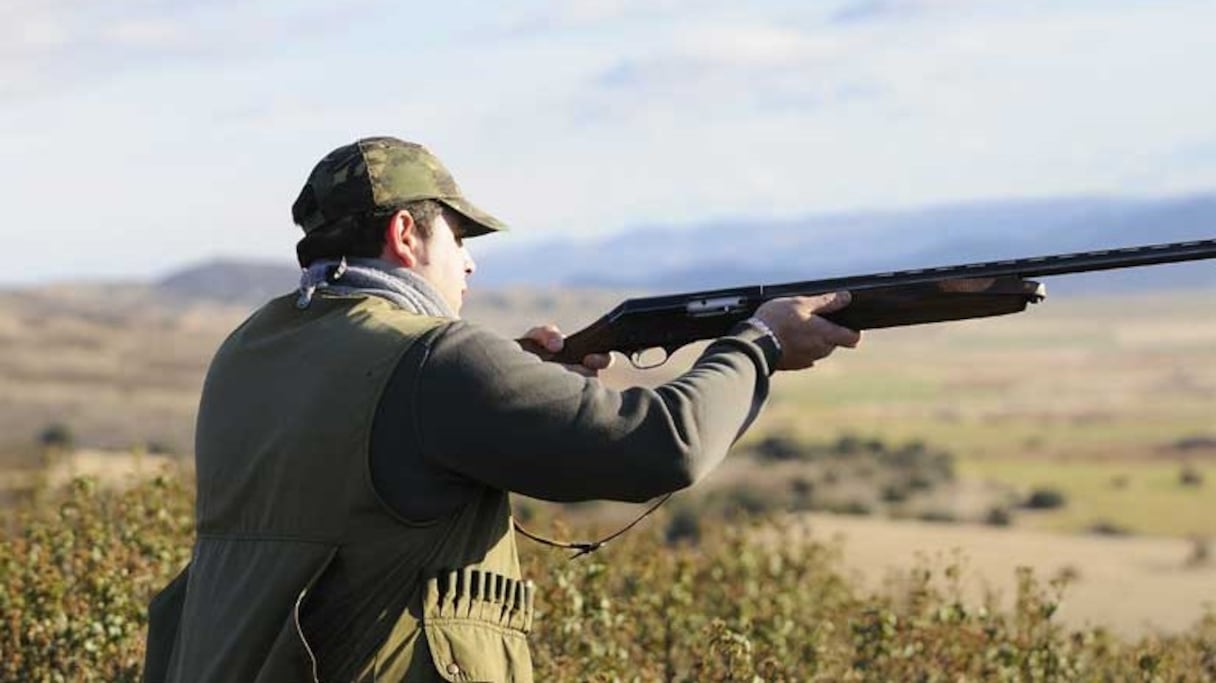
[720,289,1216,537]
[959,458,1216,537]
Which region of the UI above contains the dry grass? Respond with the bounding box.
[0,288,249,452]
[795,512,1216,637]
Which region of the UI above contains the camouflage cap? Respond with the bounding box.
[291,136,507,237]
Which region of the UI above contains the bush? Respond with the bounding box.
[826,499,874,516]
[0,476,193,681]
[144,440,177,456]
[5,473,1215,681]
[664,504,701,546]
[1022,487,1068,510]
[524,518,1216,681]
[789,477,815,509]
[917,509,958,524]
[1179,464,1204,488]
[1088,520,1132,536]
[723,487,774,517]
[1173,435,1216,451]
[752,434,805,462]
[880,483,909,503]
[1185,536,1211,568]
[512,498,537,523]
[37,422,74,450]
[985,506,1013,527]
[834,433,863,456]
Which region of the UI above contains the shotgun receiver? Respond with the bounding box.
[521,238,1216,368]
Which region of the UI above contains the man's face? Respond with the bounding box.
[411,212,475,315]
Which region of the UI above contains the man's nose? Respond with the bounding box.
[463,248,476,275]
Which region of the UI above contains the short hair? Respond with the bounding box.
[295,199,443,267]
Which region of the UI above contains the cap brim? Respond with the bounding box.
[438,197,508,238]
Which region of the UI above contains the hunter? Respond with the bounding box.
[143,136,860,682]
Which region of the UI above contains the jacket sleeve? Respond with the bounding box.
[412,320,779,504]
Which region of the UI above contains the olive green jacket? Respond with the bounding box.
[144,292,777,682]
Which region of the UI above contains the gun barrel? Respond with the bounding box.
[997,239,1216,278]
[765,238,1216,298]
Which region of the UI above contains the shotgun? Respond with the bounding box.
[520,238,1216,367]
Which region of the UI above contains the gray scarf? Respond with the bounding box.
[296,257,456,318]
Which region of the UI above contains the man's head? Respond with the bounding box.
[292,137,506,312]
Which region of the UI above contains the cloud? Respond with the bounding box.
[491,0,728,37]
[0,4,211,101]
[829,0,983,24]
[101,17,189,50]
[581,22,876,122]
[0,0,388,102]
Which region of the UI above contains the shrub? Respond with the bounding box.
[880,483,909,503]
[0,476,193,681]
[1022,487,1068,510]
[1087,520,1132,536]
[724,487,774,517]
[37,422,74,450]
[4,472,1215,681]
[664,504,701,546]
[917,509,958,524]
[752,434,805,462]
[789,477,815,510]
[1173,435,1216,451]
[826,499,874,516]
[1179,464,1204,488]
[512,498,537,523]
[985,506,1013,527]
[144,440,177,456]
[834,433,863,456]
[1185,536,1211,568]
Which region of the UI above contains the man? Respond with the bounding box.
[143,136,860,682]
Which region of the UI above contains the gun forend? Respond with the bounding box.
[824,276,1045,330]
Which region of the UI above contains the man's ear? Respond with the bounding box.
[381,209,421,267]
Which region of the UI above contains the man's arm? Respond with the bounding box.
[369,293,858,520]
[408,319,779,505]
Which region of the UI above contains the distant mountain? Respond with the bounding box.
[474,193,1216,293]
[157,259,299,305]
[152,194,1216,304]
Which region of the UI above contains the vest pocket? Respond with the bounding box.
[422,569,534,683]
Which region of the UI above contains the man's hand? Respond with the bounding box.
[754,292,862,371]
[521,324,613,377]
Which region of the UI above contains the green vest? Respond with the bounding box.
[144,294,534,683]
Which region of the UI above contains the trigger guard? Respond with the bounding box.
[629,347,670,370]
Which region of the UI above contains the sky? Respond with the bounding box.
[3,0,1215,285]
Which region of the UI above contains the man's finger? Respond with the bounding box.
[581,353,613,371]
[523,324,565,352]
[808,290,852,315]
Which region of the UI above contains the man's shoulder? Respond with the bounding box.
[423,318,525,359]
[214,294,458,364]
